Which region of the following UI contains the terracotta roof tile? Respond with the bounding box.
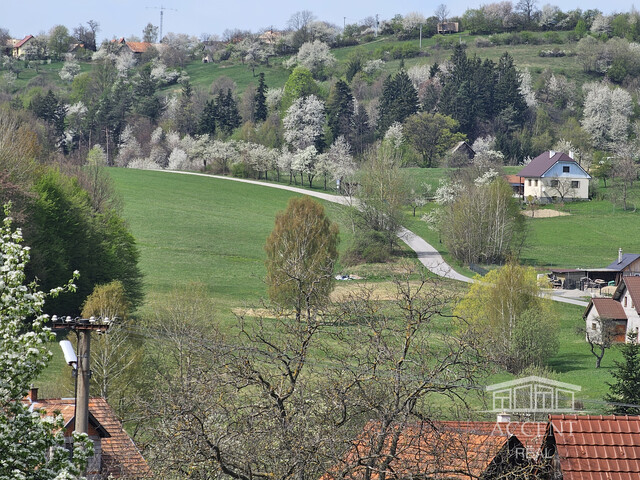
[623,277,640,312]
[322,420,540,480]
[126,41,152,53]
[14,35,34,48]
[27,396,151,478]
[550,415,640,480]
[590,298,628,320]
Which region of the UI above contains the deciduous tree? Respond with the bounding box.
[0,207,91,478]
[265,196,339,319]
[455,261,558,373]
[403,112,466,167]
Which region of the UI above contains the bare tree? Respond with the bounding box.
[547,177,577,202]
[611,156,639,211]
[140,267,485,480]
[579,316,619,368]
[435,4,451,23]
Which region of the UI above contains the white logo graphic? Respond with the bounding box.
[486,376,581,413]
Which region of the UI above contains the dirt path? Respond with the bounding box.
[153,170,588,307]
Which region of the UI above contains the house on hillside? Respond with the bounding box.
[11,35,34,57]
[518,151,591,203]
[584,276,640,343]
[544,415,640,480]
[25,388,151,479]
[437,22,460,34]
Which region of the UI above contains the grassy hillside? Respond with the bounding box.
[107,168,355,318]
[7,31,594,97]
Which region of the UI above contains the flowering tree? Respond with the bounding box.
[0,206,91,478]
[581,82,632,149]
[283,95,325,151]
[284,40,336,78]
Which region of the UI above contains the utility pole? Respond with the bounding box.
[147,5,177,43]
[53,316,111,435]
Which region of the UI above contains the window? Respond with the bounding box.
[550,179,559,187]
[571,181,579,188]
[528,179,532,186]
[624,297,628,307]
[563,166,570,173]
[534,179,538,186]
[592,322,597,330]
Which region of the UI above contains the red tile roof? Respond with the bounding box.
[14,35,34,48]
[323,420,537,480]
[588,298,628,320]
[504,175,524,185]
[126,42,152,53]
[623,277,640,311]
[549,415,640,480]
[28,396,151,478]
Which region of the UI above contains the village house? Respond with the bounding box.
[25,388,151,479]
[8,34,34,58]
[584,275,640,343]
[322,419,547,480]
[324,415,640,479]
[518,151,591,203]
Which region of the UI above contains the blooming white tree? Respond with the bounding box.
[402,12,426,31]
[363,59,385,76]
[291,145,318,187]
[581,82,632,149]
[383,122,404,151]
[59,53,80,82]
[519,68,537,108]
[114,126,142,167]
[283,95,325,151]
[266,87,284,112]
[0,207,91,479]
[284,40,336,78]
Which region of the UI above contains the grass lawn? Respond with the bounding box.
[107,168,357,319]
[521,196,640,269]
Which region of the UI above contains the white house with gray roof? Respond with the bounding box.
[518,151,591,203]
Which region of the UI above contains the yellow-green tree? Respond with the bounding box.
[265,196,339,319]
[455,262,558,373]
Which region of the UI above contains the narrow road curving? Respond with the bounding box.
[155,170,588,307]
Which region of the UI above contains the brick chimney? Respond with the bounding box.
[549,150,555,158]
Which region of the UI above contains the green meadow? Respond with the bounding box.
[104,168,624,409]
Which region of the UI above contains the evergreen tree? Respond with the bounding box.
[198,99,217,136]
[176,79,195,135]
[216,89,242,136]
[605,335,640,415]
[494,53,527,127]
[326,79,354,142]
[352,104,374,155]
[254,72,268,122]
[134,63,164,122]
[377,70,418,136]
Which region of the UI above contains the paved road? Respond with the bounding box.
[156,170,588,307]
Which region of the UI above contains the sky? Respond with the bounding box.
[1,0,634,42]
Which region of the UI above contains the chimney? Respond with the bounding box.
[549,150,555,158]
[569,150,574,160]
[497,412,511,423]
[619,248,623,264]
[27,386,38,402]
